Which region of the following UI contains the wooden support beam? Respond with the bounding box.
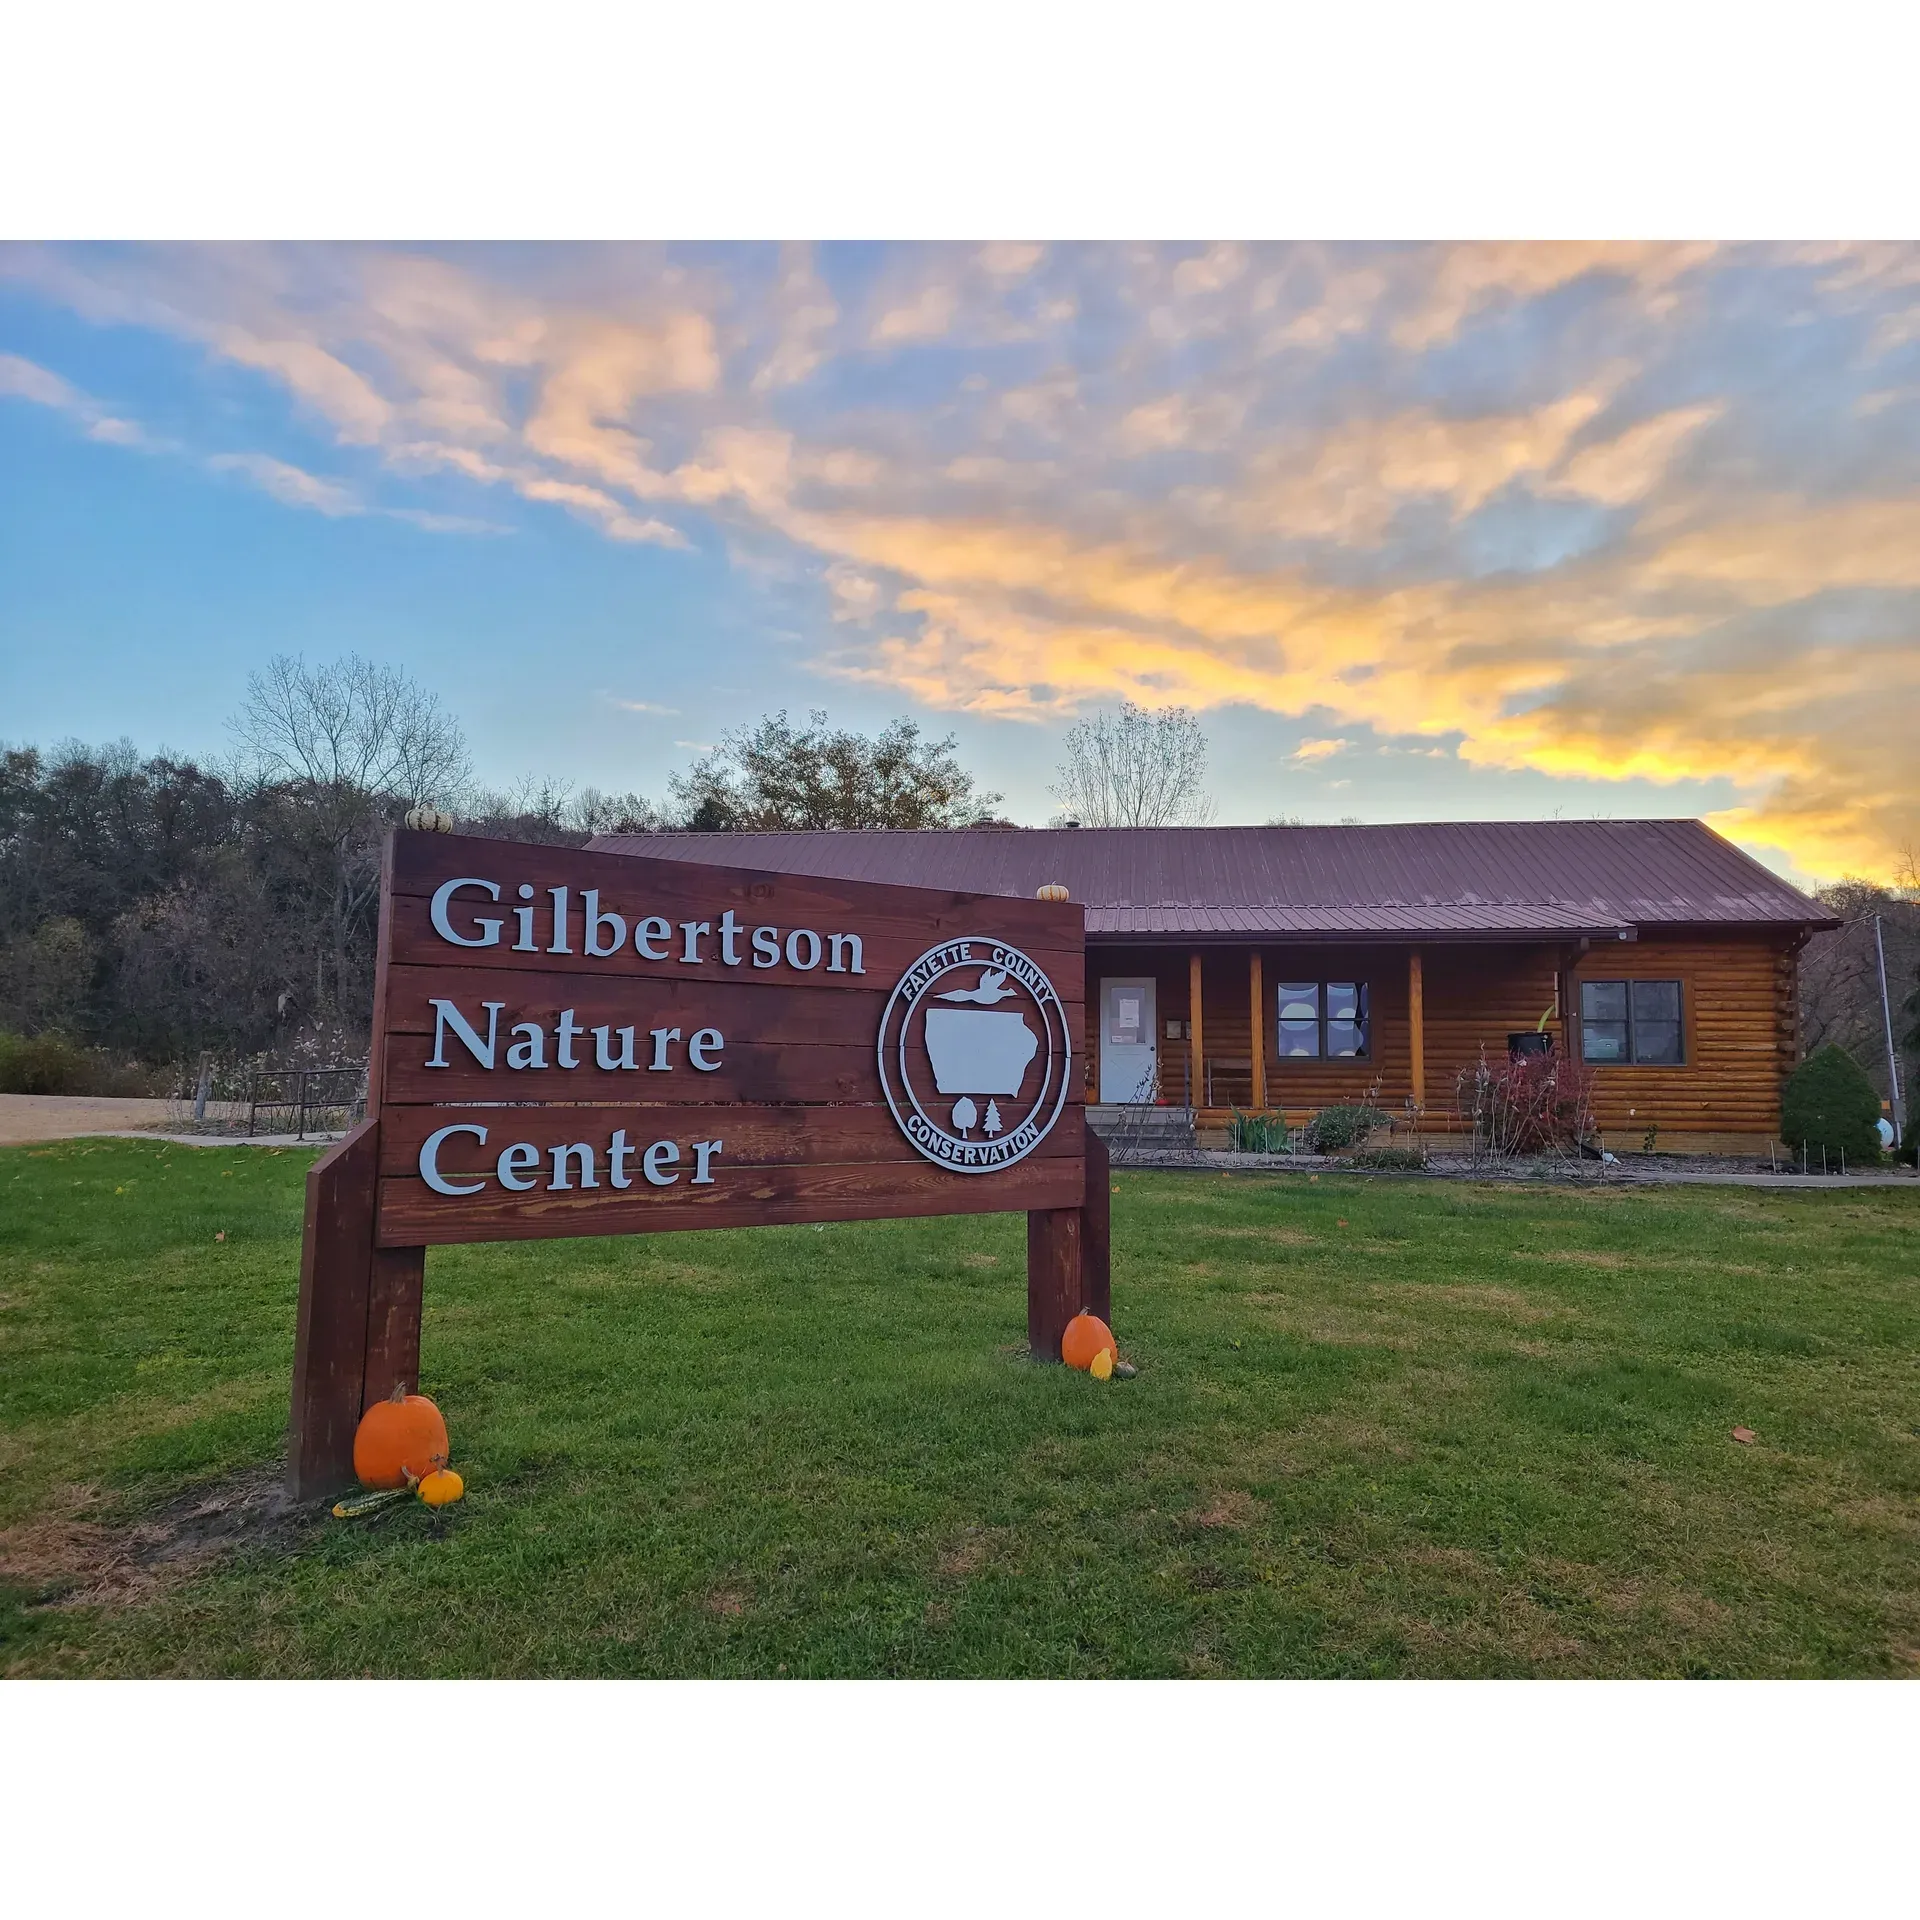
[289,1118,378,1500]
[1082,1125,1112,1331]
[1027,1115,1111,1359]
[363,1243,426,1411]
[1189,951,1205,1109]
[1027,1206,1082,1361]
[1249,950,1266,1111]
[289,1116,428,1497]
[1408,948,1425,1113]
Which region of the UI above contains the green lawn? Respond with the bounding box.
[2,1138,1916,1677]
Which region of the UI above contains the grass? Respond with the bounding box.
[2,1138,1917,1677]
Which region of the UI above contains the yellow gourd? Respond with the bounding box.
[417,1468,465,1507]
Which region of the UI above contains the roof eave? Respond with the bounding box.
[1086,924,1637,946]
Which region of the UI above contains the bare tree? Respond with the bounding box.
[231,655,469,805]
[1800,879,1920,1120]
[1050,702,1215,827]
[457,776,661,845]
[228,656,472,1020]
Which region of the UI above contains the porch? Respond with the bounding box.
[1082,933,1793,1153]
[1084,939,1580,1142]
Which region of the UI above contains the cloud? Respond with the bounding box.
[385,507,513,535]
[0,349,146,445]
[751,243,838,392]
[606,696,679,715]
[209,450,362,516]
[9,240,1919,880]
[1551,403,1721,506]
[872,282,959,345]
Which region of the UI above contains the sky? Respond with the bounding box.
[2,240,1918,886]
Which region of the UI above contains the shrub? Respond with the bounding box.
[1227,1109,1290,1153]
[1781,1045,1883,1165]
[1459,1049,1597,1158]
[1303,1104,1393,1152]
[0,1030,159,1097]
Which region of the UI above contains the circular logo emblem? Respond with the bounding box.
[878,940,1074,1173]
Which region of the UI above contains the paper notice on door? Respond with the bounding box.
[1116,994,1139,1031]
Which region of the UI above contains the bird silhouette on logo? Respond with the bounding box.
[936,967,1018,1004]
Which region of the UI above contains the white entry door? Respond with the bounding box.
[1100,977,1158,1104]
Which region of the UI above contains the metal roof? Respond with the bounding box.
[588,820,1834,941]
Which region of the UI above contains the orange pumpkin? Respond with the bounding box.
[352,1385,449,1489]
[1060,1312,1116,1372]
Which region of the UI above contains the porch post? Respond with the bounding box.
[1408,948,1425,1113]
[1249,949,1266,1111]
[1188,951,1205,1109]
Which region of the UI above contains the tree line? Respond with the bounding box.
[1,656,1217,1084]
[37,653,1910,1137]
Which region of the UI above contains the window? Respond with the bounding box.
[1580,979,1684,1065]
[1275,981,1369,1060]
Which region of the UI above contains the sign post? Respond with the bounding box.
[288,830,1104,1498]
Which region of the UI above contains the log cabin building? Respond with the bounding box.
[597,821,1837,1154]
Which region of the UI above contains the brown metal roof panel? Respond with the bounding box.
[592,822,1832,931]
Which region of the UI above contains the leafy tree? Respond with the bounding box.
[1780,1044,1883,1164]
[0,741,247,1052]
[1050,701,1214,827]
[668,710,999,831]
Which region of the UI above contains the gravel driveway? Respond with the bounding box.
[0,1094,177,1145]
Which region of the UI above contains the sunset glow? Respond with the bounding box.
[4,241,1917,882]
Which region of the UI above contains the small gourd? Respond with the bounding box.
[417,1468,465,1507]
[1060,1311,1116,1373]
[405,805,454,832]
[352,1384,450,1489]
[1035,882,1070,902]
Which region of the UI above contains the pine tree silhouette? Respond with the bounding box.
[983,1099,1003,1136]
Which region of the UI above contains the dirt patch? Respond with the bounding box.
[1199,1226,1318,1247]
[1532,1555,1730,1633]
[936,1527,1012,1577]
[0,1467,312,1610]
[961,1253,1001,1269]
[643,1262,736,1291]
[1374,1283,1572,1323]
[1514,1249,1628,1270]
[704,1586,749,1618]
[1245,1302,1419,1349]
[1188,1490,1262,1530]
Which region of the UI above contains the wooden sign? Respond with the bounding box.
[289,830,1107,1497]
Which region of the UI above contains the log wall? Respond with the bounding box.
[1086,931,1799,1146]
[1569,933,1798,1142]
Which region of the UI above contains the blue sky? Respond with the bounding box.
[4,241,1918,882]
